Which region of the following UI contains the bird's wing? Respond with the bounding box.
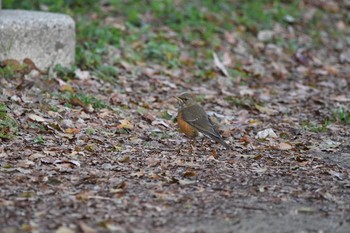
[182,104,221,138]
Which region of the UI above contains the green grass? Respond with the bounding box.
[3,0,96,13]
[0,65,17,79]
[53,64,77,81]
[29,123,47,132]
[301,120,331,133]
[0,103,18,139]
[34,134,45,144]
[333,108,350,124]
[3,0,348,82]
[237,0,302,32]
[60,92,108,109]
[93,65,119,83]
[225,95,258,109]
[86,128,96,135]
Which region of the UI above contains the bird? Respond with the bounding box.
[176,93,230,150]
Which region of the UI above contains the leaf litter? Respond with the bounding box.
[1,1,350,232]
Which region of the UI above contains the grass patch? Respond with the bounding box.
[237,0,302,32]
[76,21,122,69]
[61,92,108,110]
[333,108,350,124]
[34,134,45,144]
[0,103,18,139]
[85,128,96,135]
[3,0,97,13]
[143,40,180,67]
[4,0,347,84]
[29,123,47,132]
[74,93,108,109]
[301,120,330,133]
[0,65,17,79]
[93,65,119,84]
[54,64,77,81]
[225,96,257,109]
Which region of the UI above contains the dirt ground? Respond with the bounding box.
[1,74,350,232]
[1,1,350,232]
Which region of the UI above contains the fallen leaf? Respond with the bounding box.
[330,95,350,102]
[297,207,315,214]
[1,59,22,72]
[255,104,278,115]
[75,69,90,80]
[117,119,134,130]
[70,97,86,108]
[55,226,75,233]
[255,128,278,139]
[277,142,293,150]
[60,84,75,93]
[23,58,48,75]
[65,128,80,134]
[257,30,274,42]
[131,170,144,177]
[318,139,341,151]
[213,52,230,77]
[179,179,196,185]
[183,170,196,178]
[79,222,97,233]
[151,119,170,128]
[104,222,125,232]
[28,113,46,122]
[54,159,80,168]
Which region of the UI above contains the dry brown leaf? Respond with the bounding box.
[255,104,278,115]
[28,113,46,122]
[76,191,92,201]
[23,58,48,75]
[330,95,350,102]
[224,31,237,45]
[1,59,21,70]
[65,128,80,134]
[70,97,86,108]
[183,169,196,178]
[277,142,293,150]
[117,119,134,129]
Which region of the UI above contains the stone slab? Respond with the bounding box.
[0,10,75,71]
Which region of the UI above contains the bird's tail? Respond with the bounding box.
[211,135,230,149]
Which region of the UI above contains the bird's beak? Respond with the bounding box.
[174,96,181,102]
[174,96,184,106]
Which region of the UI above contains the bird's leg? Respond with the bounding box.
[189,138,195,155]
[187,139,196,166]
[177,139,185,155]
[200,137,206,150]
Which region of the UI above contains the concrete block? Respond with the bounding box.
[0,10,75,71]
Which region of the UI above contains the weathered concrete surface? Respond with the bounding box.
[0,10,75,70]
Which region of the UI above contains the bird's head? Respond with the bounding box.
[176,93,196,107]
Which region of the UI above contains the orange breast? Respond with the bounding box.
[177,111,198,137]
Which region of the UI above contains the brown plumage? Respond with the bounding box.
[176,93,230,149]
